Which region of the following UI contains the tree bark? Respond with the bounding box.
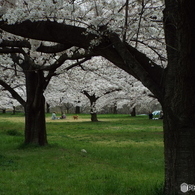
[90,101,98,122]
[91,113,98,122]
[163,1,195,194]
[163,107,195,195]
[24,70,47,146]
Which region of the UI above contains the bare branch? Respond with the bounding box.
[135,0,146,48]
[66,57,91,71]
[123,0,129,42]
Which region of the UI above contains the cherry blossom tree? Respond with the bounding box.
[44,55,151,120]
[68,61,122,121]
[45,57,120,121]
[83,58,154,116]
[46,60,153,117]
[45,74,88,114]
[0,37,92,145]
[1,0,195,194]
[59,56,149,121]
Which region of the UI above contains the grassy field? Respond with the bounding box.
[0,113,164,195]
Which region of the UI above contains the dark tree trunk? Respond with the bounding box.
[113,103,117,114]
[46,103,50,113]
[91,113,98,122]
[82,91,99,122]
[163,1,195,194]
[12,106,16,115]
[24,95,47,146]
[131,107,136,117]
[163,107,195,195]
[24,70,47,146]
[75,106,80,114]
[90,102,98,122]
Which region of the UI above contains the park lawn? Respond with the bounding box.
[0,114,164,195]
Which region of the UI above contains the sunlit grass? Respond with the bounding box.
[0,113,164,195]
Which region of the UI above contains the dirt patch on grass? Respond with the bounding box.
[92,140,163,147]
[0,117,25,123]
[46,117,91,123]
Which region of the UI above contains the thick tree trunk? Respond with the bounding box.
[90,102,98,122]
[24,70,47,146]
[163,107,195,195]
[90,101,99,122]
[163,67,195,190]
[24,95,47,146]
[82,91,99,122]
[90,113,98,122]
[163,1,195,194]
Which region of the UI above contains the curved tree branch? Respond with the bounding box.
[0,79,26,106]
[0,40,73,53]
[0,19,164,102]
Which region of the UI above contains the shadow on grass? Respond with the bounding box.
[17,142,62,150]
[149,183,165,195]
[6,129,22,136]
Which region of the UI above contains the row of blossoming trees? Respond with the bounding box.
[0,48,154,115]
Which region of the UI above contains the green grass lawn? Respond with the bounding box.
[0,113,164,195]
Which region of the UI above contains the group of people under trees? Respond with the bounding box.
[52,111,163,120]
[51,112,66,120]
